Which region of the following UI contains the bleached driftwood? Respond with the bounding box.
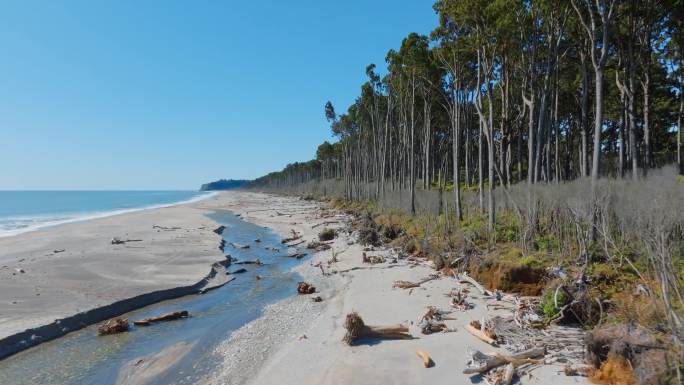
[229,242,250,249]
[111,238,142,245]
[502,362,515,384]
[465,324,497,345]
[281,230,302,244]
[343,312,412,345]
[393,275,438,289]
[457,272,490,295]
[463,347,545,375]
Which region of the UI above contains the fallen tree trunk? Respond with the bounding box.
[343,312,412,345]
[134,311,189,326]
[457,272,490,295]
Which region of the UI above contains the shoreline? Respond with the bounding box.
[0,191,218,239]
[0,192,232,348]
[0,191,591,384]
[0,259,231,360]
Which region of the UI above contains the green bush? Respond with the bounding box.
[540,288,566,320]
[318,228,336,241]
[533,234,560,253]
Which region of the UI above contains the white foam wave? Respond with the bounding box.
[0,191,218,238]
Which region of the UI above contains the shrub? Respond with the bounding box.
[541,288,566,320]
[318,228,336,241]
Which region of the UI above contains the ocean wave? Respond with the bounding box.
[0,191,218,238]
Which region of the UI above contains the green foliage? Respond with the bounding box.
[318,228,336,241]
[495,214,520,242]
[541,288,566,320]
[533,234,560,253]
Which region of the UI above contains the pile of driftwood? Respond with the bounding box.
[418,307,456,334]
[447,288,471,311]
[362,252,385,264]
[464,347,546,384]
[306,241,331,251]
[466,319,499,346]
[97,318,129,335]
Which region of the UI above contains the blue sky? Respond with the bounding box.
[0,1,437,190]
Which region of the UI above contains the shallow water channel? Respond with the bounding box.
[0,210,305,385]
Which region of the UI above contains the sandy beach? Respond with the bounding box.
[201,191,590,385]
[0,191,590,384]
[0,193,233,343]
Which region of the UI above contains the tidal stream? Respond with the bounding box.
[0,210,305,385]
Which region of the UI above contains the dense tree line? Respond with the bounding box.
[251,0,683,229]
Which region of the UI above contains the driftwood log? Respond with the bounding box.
[97,318,129,335]
[235,259,262,265]
[281,230,302,244]
[281,252,307,259]
[111,238,142,245]
[457,272,490,295]
[343,312,412,345]
[416,350,435,368]
[134,311,189,326]
[465,320,497,345]
[393,275,438,289]
[306,241,331,251]
[463,347,545,375]
[229,242,250,249]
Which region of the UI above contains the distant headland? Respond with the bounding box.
[199,179,251,191]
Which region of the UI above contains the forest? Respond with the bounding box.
[250,1,683,382]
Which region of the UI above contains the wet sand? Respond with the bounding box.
[0,193,234,343]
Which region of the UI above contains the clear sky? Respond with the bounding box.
[0,1,437,190]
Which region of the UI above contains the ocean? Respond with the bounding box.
[0,190,213,237]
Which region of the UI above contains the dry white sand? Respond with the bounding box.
[204,191,590,385]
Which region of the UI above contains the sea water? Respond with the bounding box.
[0,191,212,237]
